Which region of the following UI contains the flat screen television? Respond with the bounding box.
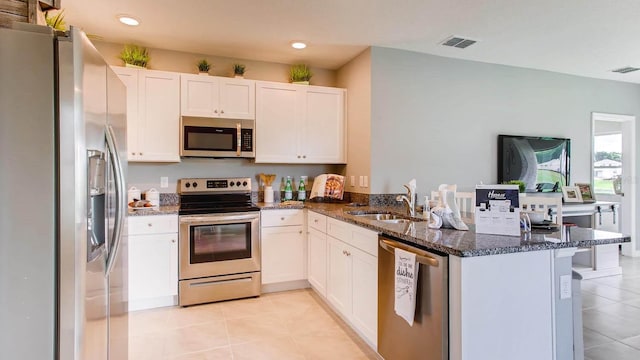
[498,134,570,192]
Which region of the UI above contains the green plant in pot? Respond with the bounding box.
[197,59,211,74]
[45,10,67,32]
[119,45,150,68]
[505,180,526,193]
[289,64,312,84]
[233,63,246,78]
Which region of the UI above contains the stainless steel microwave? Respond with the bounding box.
[180,116,255,158]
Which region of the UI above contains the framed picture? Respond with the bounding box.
[575,183,595,202]
[562,186,583,203]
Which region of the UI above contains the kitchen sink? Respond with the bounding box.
[346,211,424,223]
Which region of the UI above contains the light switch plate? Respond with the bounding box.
[160,176,169,188]
[350,175,356,187]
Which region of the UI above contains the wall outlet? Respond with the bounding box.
[350,175,356,187]
[363,176,368,188]
[559,275,571,300]
[160,176,169,188]
[359,176,364,187]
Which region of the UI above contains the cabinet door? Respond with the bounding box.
[301,87,345,163]
[351,247,378,347]
[219,78,255,119]
[327,237,352,317]
[261,225,306,284]
[255,82,301,163]
[138,70,180,162]
[112,66,140,160]
[128,233,178,310]
[308,227,327,297]
[180,74,220,117]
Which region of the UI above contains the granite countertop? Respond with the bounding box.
[130,201,630,257]
[127,205,179,216]
[294,202,630,258]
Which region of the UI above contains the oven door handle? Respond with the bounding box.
[179,214,260,224]
[236,122,242,156]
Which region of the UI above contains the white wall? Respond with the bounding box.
[336,49,372,194]
[368,47,640,201]
[94,41,336,86]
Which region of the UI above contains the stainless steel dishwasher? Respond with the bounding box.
[378,236,448,360]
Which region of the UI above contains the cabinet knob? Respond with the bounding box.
[346,251,351,256]
[131,152,135,156]
[214,109,218,114]
[147,223,152,227]
[299,230,303,234]
[303,155,306,159]
[171,239,176,243]
[139,152,143,156]
[314,219,318,223]
[221,110,224,114]
[297,155,301,159]
[281,217,285,220]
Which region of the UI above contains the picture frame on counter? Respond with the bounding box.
[562,186,583,203]
[575,183,595,202]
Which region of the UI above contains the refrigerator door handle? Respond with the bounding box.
[105,124,126,276]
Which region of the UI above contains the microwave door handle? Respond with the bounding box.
[236,123,241,156]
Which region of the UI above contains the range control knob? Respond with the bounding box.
[243,181,248,187]
[185,182,191,188]
[192,182,198,188]
[229,182,235,187]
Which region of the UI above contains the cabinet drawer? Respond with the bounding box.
[129,215,178,235]
[261,209,304,227]
[308,211,327,232]
[327,218,378,257]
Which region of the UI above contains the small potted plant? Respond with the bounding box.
[233,63,246,78]
[289,64,312,84]
[119,44,150,68]
[505,180,526,193]
[197,59,211,75]
[45,10,67,32]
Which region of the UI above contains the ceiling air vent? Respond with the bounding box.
[612,66,640,74]
[441,36,477,49]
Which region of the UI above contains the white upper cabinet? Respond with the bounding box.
[255,81,346,164]
[181,74,255,119]
[112,66,180,162]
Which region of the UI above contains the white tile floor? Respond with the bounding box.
[582,255,640,360]
[128,289,380,359]
[129,254,640,360]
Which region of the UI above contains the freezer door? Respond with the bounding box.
[0,26,56,360]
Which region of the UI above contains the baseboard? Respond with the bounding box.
[129,295,178,312]
[261,280,310,293]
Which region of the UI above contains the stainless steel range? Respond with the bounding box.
[178,177,261,306]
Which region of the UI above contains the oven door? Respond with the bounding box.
[179,212,260,280]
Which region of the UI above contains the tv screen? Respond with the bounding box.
[498,135,570,192]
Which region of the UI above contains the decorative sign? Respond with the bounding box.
[475,184,521,236]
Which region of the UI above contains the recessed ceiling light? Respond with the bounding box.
[118,15,140,26]
[291,41,307,49]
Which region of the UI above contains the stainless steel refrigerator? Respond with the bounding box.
[0,24,128,359]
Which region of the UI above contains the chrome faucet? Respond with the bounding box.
[396,179,417,217]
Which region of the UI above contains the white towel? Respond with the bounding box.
[394,247,419,326]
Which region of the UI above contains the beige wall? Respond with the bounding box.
[94,40,336,86]
[336,49,372,194]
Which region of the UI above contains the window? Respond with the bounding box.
[593,133,622,194]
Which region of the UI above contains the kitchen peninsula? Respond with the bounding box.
[277,202,630,360]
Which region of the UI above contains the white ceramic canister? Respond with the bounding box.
[264,186,275,203]
[127,186,141,204]
[144,188,160,207]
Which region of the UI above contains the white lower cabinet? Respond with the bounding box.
[322,215,378,348]
[128,215,178,311]
[261,209,307,285]
[307,211,328,297]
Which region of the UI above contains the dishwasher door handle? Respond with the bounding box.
[379,239,439,267]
